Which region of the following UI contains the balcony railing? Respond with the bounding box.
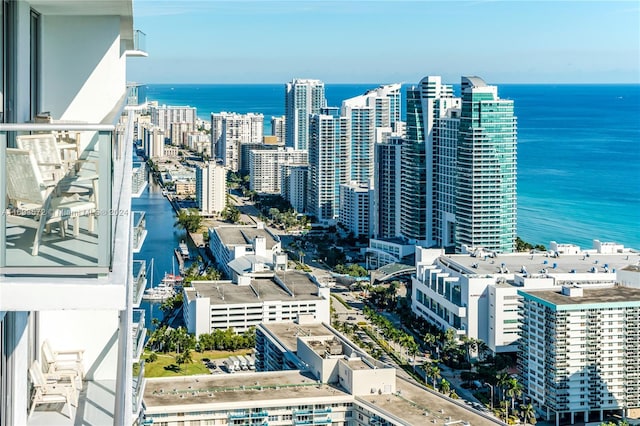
[0,124,122,274]
[133,360,146,416]
[134,30,146,52]
[132,309,146,362]
[133,259,147,307]
[132,210,147,253]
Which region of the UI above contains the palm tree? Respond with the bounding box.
[506,378,523,412]
[496,372,511,402]
[423,332,437,355]
[425,363,441,389]
[439,379,451,396]
[520,403,536,425]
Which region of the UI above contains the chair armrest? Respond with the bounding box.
[54,349,84,360]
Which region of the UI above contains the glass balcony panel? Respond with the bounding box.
[133,309,146,362]
[133,360,146,416]
[133,260,147,307]
[132,210,147,253]
[1,126,114,273]
[134,29,146,52]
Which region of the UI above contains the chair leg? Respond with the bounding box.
[32,214,48,256]
[29,396,37,418]
[73,217,80,237]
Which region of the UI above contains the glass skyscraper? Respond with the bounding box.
[455,76,517,253]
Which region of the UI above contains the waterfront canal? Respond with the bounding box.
[132,163,198,331]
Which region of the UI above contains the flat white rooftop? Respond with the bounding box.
[143,370,349,409]
[261,322,336,352]
[188,271,322,305]
[213,226,279,249]
[439,251,640,276]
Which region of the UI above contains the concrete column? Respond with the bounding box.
[5,312,29,426]
[584,411,589,423]
[571,411,575,424]
[600,409,604,421]
[547,407,551,421]
[556,412,560,426]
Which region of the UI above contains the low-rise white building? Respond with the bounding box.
[208,223,283,279]
[143,320,499,426]
[182,271,331,336]
[365,237,415,269]
[412,240,640,353]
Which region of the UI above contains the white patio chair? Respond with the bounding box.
[5,148,97,256]
[16,134,97,197]
[41,339,85,388]
[28,360,77,419]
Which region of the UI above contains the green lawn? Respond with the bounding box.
[141,349,253,378]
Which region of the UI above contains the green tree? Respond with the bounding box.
[221,205,241,223]
[439,379,451,396]
[425,363,441,389]
[520,403,536,426]
[175,208,202,233]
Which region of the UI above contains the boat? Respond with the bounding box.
[141,258,178,301]
[142,285,175,301]
[162,189,168,196]
[161,272,184,289]
[179,240,190,260]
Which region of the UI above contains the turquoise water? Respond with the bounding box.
[142,83,640,249]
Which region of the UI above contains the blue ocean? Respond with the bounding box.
[141,83,640,250]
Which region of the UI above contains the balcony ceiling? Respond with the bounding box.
[29,0,133,18]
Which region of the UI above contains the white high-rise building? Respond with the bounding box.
[150,104,197,133]
[281,164,308,213]
[308,109,350,222]
[142,125,167,159]
[519,286,640,424]
[249,148,308,194]
[196,161,227,216]
[170,121,194,147]
[341,83,402,186]
[339,183,371,237]
[211,112,264,172]
[285,79,326,150]
[271,115,286,144]
[0,1,146,424]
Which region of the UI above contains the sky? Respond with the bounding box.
[127,0,640,84]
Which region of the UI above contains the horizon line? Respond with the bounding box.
[132,81,640,86]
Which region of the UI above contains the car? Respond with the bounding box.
[347,316,356,321]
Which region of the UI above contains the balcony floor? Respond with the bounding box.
[5,220,98,268]
[28,379,115,426]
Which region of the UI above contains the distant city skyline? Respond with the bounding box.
[128,0,640,84]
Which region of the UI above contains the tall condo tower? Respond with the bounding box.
[196,161,227,216]
[341,83,402,186]
[211,112,264,172]
[456,76,517,253]
[308,108,350,222]
[285,79,326,150]
[374,137,403,238]
[400,87,427,243]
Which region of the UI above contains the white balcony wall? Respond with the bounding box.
[40,15,126,125]
[38,310,120,380]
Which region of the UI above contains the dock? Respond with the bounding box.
[174,248,185,274]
